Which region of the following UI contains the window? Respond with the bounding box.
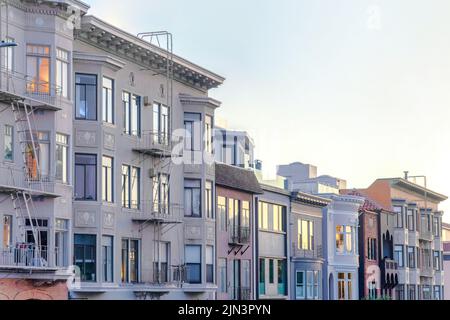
[422,285,431,300]
[123,92,140,136]
[154,242,169,283]
[153,103,170,145]
[336,225,355,254]
[433,217,440,237]
[259,259,266,295]
[55,219,68,267]
[394,245,404,267]
[121,165,140,209]
[3,37,14,71]
[153,173,169,214]
[433,251,441,271]
[184,113,201,161]
[368,281,377,299]
[407,247,416,268]
[296,271,305,299]
[337,273,353,300]
[205,115,213,154]
[185,245,201,284]
[241,201,250,229]
[367,238,377,260]
[273,205,283,232]
[2,215,12,247]
[74,234,96,282]
[218,196,227,231]
[219,258,227,293]
[268,259,274,284]
[407,209,415,231]
[102,156,114,203]
[75,74,97,120]
[298,219,314,250]
[242,259,251,295]
[121,238,139,283]
[56,48,69,98]
[75,154,97,201]
[394,206,403,228]
[102,236,113,282]
[258,202,269,230]
[102,77,114,124]
[4,125,13,161]
[396,284,405,300]
[277,260,287,295]
[184,179,201,217]
[206,245,214,283]
[433,286,441,300]
[228,198,238,240]
[25,131,50,180]
[205,181,213,219]
[408,285,416,300]
[55,133,69,183]
[26,44,50,94]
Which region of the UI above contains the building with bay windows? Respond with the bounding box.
[322,194,364,300]
[290,191,330,300]
[214,163,263,300]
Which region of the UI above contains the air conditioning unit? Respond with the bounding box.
[143,96,151,106]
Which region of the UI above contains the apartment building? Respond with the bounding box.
[363,177,447,300]
[443,223,450,300]
[215,162,263,300]
[0,0,225,300]
[0,0,86,300]
[290,191,330,300]
[214,127,255,169]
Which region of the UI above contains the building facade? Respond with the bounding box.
[322,194,364,300]
[363,177,447,300]
[214,163,263,300]
[214,127,255,169]
[289,191,330,300]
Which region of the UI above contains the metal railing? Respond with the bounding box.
[132,131,183,155]
[230,286,252,300]
[0,244,50,268]
[228,226,250,245]
[0,164,55,194]
[129,201,184,222]
[291,244,323,259]
[0,67,62,109]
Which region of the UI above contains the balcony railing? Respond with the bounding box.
[130,201,183,223]
[228,226,250,245]
[0,67,62,110]
[291,244,323,259]
[0,244,52,268]
[132,131,183,157]
[381,258,399,289]
[0,164,55,195]
[420,228,433,241]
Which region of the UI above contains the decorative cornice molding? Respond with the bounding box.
[179,94,222,109]
[73,51,126,71]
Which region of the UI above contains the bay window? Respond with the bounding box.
[102,156,114,203]
[184,179,201,217]
[56,48,69,98]
[75,154,97,201]
[26,44,50,94]
[185,245,201,284]
[55,133,69,183]
[75,74,97,120]
[74,234,96,282]
[102,77,114,124]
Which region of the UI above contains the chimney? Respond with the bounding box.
[404,171,409,180]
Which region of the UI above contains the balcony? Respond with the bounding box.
[132,131,182,157]
[0,244,63,271]
[228,226,251,245]
[0,68,62,110]
[380,258,399,289]
[0,164,57,197]
[130,202,183,224]
[420,228,433,241]
[291,244,323,259]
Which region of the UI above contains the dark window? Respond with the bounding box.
[121,165,140,209]
[74,234,96,282]
[75,74,97,120]
[185,245,201,284]
[102,235,113,282]
[367,238,377,260]
[75,154,97,201]
[123,92,141,136]
[269,259,274,284]
[102,77,114,124]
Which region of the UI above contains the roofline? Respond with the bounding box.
[80,15,225,85]
[377,177,448,202]
[291,191,331,207]
[260,183,291,196]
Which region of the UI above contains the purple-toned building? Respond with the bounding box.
[215,163,263,300]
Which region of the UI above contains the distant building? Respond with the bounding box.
[277,162,347,194]
[214,127,255,169]
[443,223,450,300]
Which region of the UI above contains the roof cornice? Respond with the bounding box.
[179,94,221,109]
[383,178,448,202]
[73,51,126,71]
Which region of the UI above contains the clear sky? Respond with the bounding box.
[86,0,450,220]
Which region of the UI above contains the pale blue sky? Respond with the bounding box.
[87,0,450,219]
